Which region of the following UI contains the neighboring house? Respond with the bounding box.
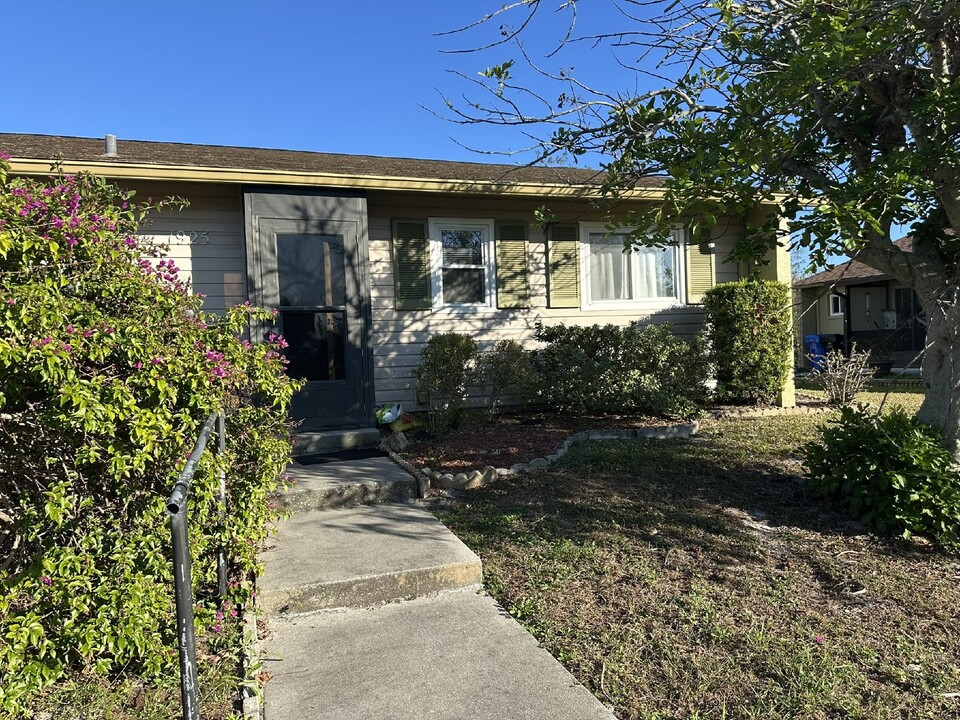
[3,133,793,433]
[795,237,925,368]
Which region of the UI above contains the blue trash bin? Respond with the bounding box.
[804,334,826,370]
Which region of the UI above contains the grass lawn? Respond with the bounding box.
[434,390,960,720]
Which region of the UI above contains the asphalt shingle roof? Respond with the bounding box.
[795,237,915,288]
[0,133,666,189]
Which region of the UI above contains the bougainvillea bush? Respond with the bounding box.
[0,156,298,715]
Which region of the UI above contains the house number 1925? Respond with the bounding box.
[171,231,210,245]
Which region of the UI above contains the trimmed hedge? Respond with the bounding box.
[703,280,792,404]
[533,322,711,419]
[415,333,479,433]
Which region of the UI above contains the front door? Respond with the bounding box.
[245,191,373,431]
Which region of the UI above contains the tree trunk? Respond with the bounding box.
[917,294,960,461]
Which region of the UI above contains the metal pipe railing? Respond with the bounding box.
[216,411,228,599]
[166,410,227,720]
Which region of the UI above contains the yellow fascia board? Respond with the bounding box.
[8,157,671,201]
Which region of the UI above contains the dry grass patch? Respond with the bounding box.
[433,408,960,720]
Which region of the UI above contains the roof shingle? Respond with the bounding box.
[795,237,915,288]
[0,132,667,189]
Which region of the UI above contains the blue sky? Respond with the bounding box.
[4,1,637,166]
[1,2,878,267]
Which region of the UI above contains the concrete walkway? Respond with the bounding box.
[258,455,615,720]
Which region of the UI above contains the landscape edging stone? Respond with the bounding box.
[417,421,700,492]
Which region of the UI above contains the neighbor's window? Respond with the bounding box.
[829,294,844,316]
[581,227,681,307]
[429,219,495,308]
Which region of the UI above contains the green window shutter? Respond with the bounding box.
[392,219,431,310]
[547,224,580,308]
[686,237,716,304]
[495,222,530,309]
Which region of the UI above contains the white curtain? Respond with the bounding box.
[590,240,631,300]
[589,235,675,301]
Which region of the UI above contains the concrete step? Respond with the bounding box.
[259,501,482,615]
[292,428,381,456]
[279,456,417,513]
[262,589,616,720]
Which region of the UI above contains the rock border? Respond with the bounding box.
[708,404,832,420]
[412,421,699,492]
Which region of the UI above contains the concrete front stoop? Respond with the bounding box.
[279,456,417,513]
[258,456,615,720]
[292,428,381,456]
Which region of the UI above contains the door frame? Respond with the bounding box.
[243,187,375,430]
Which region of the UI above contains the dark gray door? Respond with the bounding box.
[258,218,368,430]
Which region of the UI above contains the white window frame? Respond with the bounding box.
[579,224,686,310]
[428,218,496,311]
[828,293,844,317]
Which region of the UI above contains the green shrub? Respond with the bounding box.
[806,405,960,548]
[478,339,535,415]
[532,322,710,419]
[0,159,298,716]
[415,333,479,433]
[703,279,792,404]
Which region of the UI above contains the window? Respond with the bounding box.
[429,219,495,309]
[580,226,683,308]
[829,294,844,317]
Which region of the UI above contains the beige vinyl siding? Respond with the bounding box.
[368,191,742,406]
[711,221,742,284]
[133,184,246,313]
[816,287,845,335]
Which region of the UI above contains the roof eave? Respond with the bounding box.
[796,274,892,289]
[8,157,668,200]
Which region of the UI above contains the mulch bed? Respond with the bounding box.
[399,410,679,475]
[399,395,830,475]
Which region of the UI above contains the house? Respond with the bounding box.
[2,133,794,436]
[795,237,925,368]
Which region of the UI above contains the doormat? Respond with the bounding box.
[293,448,389,466]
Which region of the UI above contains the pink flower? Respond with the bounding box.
[65,325,74,334]
[132,361,143,369]
[815,635,825,645]
[40,576,53,586]
[150,357,163,365]
[211,623,223,634]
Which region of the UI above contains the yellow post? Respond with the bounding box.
[748,205,796,408]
